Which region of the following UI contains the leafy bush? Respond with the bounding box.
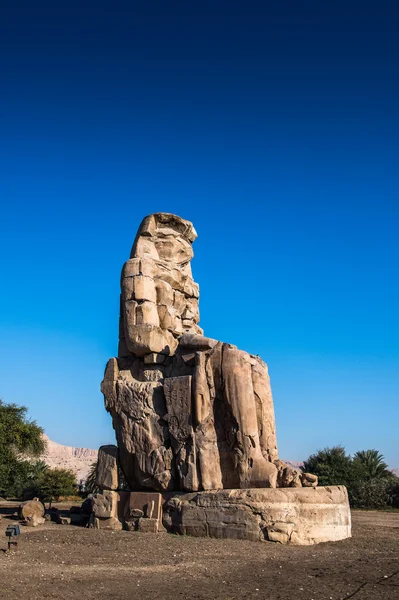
[0,399,77,503]
[303,446,399,509]
[0,399,45,498]
[350,477,399,509]
[303,446,358,487]
[38,468,77,506]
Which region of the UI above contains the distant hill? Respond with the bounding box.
[282,460,304,470]
[40,435,98,483]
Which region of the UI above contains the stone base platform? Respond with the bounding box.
[90,486,351,545]
[162,486,351,545]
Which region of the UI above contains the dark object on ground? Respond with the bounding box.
[5,524,20,551]
[80,498,92,515]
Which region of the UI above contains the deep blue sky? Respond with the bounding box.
[1,1,398,467]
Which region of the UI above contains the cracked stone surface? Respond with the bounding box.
[162,486,352,544]
[101,213,279,492]
[98,212,350,543]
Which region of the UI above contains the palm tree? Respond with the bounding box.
[353,449,390,479]
[85,461,99,494]
[84,459,128,494]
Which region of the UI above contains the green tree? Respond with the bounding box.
[303,445,399,509]
[302,445,363,487]
[353,449,390,480]
[0,399,46,497]
[350,477,399,509]
[39,468,77,507]
[20,460,49,500]
[85,462,99,495]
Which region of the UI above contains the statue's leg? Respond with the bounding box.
[221,345,277,488]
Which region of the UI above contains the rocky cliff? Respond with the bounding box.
[40,435,98,482]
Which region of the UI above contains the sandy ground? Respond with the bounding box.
[0,503,398,600]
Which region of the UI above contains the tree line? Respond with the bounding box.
[304,445,399,509]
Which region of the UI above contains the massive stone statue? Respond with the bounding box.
[96,212,351,544]
[103,213,302,492]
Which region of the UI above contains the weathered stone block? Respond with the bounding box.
[123,257,155,279]
[92,516,122,531]
[18,500,45,521]
[136,300,160,326]
[162,487,351,545]
[96,445,118,491]
[91,491,118,519]
[133,275,157,303]
[132,236,159,260]
[124,492,162,528]
[173,290,186,312]
[137,517,159,533]
[301,472,318,487]
[124,324,178,356]
[122,258,141,278]
[121,276,135,301]
[163,376,192,442]
[143,352,166,364]
[157,304,174,330]
[25,515,46,527]
[155,280,174,306]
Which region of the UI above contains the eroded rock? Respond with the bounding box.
[96,445,118,491]
[91,491,118,519]
[18,500,45,521]
[101,213,281,493]
[25,515,46,527]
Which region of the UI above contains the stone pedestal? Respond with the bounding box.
[90,486,351,544]
[162,486,351,545]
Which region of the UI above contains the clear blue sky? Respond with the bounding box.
[1,1,398,467]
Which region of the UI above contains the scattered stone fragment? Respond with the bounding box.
[18,499,45,521]
[129,509,144,518]
[301,472,318,487]
[123,492,162,528]
[25,515,46,527]
[137,518,158,533]
[92,516,122,531]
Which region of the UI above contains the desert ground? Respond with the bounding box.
[0,503,398,600]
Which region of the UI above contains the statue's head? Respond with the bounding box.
[119,213,202,358]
